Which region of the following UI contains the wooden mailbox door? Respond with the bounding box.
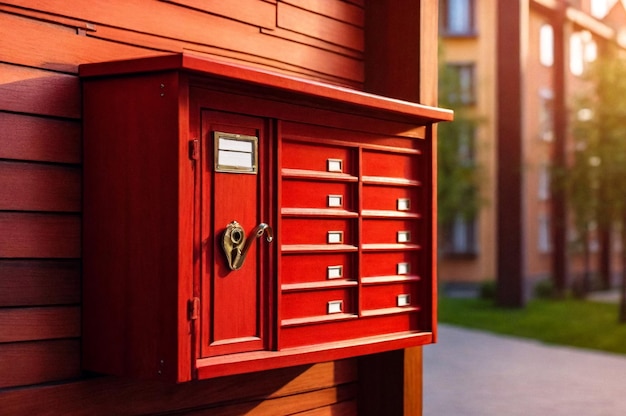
[199,110,271,358]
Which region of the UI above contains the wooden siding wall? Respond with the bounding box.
[0,1,431,415]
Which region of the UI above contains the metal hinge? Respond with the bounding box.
[189,139,199,161]
[188,297,200,321]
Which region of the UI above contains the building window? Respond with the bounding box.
[591,0,612,18]
[538,88,554,141]
[441,123,479,256]
[570,31,597,76]
[538,164,551,201]
[442,0,475,36]
[444,214,479,255]
[540,24,554,67]
[538,214,552,253]
[447,63,476,105]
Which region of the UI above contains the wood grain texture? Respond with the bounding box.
[0,4,441,415]
[0,63,80,119]
[162,0,276,28]
[0,340,80,388]
[0,213,80,258]
[291,400,357,416]
[0,306,80,343]
[0,113,81,164]
[0,7,170,74]
[0,359,357,415]
[2,0,363,84]
[364,0,422,103]
[0,260,80,307]
[0,161,81,212]
[282,0,364,26]
[277,2,364,51]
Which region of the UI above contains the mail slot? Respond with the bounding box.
[80,53,450,382]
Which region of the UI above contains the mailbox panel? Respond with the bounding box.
[201,111,271,358]
[361,282,420,311]
[362,185,421,214]
[282,253,355,285]
[281,288,357,322]
[362,150,419,179]
[282,180,354,211]
[281,314,420,349]
[80,54,448,382]
[362,219,421,245]
[281,218,355,246]
[282,140,354,174]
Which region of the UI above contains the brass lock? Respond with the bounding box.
[221,221,273,271]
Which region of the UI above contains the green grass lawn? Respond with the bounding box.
[438,296,626,355]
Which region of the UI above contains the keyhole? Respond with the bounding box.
[231,229,243,245]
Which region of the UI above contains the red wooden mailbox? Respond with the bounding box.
[80,53,452,382]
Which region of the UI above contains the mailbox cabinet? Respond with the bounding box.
[81,53,452,382]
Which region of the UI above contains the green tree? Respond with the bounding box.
[567,45,626,321]
[437,60,483,254]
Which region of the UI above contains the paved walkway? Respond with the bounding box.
[423,324,626,416]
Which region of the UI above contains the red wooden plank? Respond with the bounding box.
[0,260,80,307]
[0,359,357,414]
[2,0,363,83]
[0,339,80,388]
[0,306,80,343]
[0,113,81,164]
[292,399,357,416]
[89,24,357,86]
[0,213,80,258]
[162,0,276,29]
[364,0,423,102]
[277,2,364,51]
[282,0,364,26]
[0,161,81,212]
[0,9,164,74]
[260,27,363,61]
[343,0,364,7]
[181,384,357,415]
[81,55,446,125]
[0,63,80,119]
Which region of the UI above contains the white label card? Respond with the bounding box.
[327,195,343,208]
[397,198,411,211]
[327,159,343,173]
[397,294,411,307]
[327,300,343,314]
[214,132,258,173]
[397,262,410,275]
[397,231,411,243]
[218,149,253,169]
[327,265,343,279]
[327,231,344,244]
[219,138,253,153]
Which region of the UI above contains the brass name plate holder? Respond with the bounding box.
[214,131,258,174]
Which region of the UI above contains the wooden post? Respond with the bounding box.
[552,0,569,296]
[496,0,527,307]
[362,1,439,415]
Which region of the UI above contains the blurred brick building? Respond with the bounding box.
[439,0,626,298]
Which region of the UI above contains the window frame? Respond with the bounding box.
[446,62,477,105]
[442,0,477,37]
